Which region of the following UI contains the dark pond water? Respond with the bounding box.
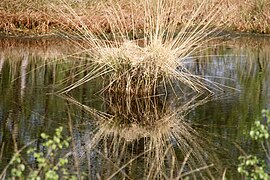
[0,36,270,179]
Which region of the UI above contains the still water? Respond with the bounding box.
[0,36,270,178]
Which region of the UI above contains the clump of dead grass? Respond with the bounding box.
[58,0,223,96]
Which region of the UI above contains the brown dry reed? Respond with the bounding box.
[1,0,270,36]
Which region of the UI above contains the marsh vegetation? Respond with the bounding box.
[1,0,270,36]
[1,0,270,179]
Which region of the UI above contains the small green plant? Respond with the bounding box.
[7,127,77,180]
[9,154,25,178]
[238,109,270,180]
[238,155,269,180]
[249,113,270,141]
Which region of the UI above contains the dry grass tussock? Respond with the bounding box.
[58,0,224,96]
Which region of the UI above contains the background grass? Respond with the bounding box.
[0,0,270,36]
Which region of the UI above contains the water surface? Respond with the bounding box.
[0,36,270,178]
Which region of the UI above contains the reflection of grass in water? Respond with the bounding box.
[0,38,86,92]
[63,93,221,179]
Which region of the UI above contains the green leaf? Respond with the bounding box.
[41,133,49,139]
[54,136,60,144]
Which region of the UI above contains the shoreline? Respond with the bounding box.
[1,30,270,42]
